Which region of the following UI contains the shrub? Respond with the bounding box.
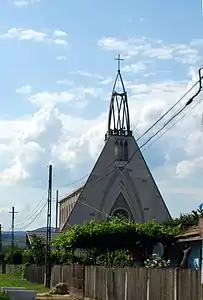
[144,254,170,268]
[0,292,11,300]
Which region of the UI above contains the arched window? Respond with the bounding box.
[112,209,129,220]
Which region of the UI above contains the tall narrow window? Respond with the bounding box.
[124,141,128,161]
[114,141,119,160]
[118,141,123,161]
[114,140,128,161]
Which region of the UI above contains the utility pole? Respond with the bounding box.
[9,207,18,263]
[45,164,52,288]
[55,190,59,232]
[0,224,2,254]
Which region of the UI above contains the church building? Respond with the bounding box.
[59,56,171,232]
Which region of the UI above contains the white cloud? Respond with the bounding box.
[123,62,147,74]
[12,0,40,6]
[29,91,75,106]
[98,36,201,64]
[57,79,74,86]
[0,28,46,41]
[0,28,68,45]
[70,70,103,79]
[16,85,32,94]
[56,56,67,60]
[54,30,68,37]
[176,157,203,178]
[54,39,68,45]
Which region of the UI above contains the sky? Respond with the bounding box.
[0,0,203,230]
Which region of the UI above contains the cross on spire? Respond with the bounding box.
[114,54,124,72]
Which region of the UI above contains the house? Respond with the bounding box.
[176,226,201,270]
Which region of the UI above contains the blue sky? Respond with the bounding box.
[0,0,203,230]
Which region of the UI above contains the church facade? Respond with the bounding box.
[59,57,171,232]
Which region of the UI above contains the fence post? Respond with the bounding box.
[93,266,96,300]
[147,268,149,300]
[83,265,85,299]
[124,269,128,300]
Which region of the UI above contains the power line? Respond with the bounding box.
[142,96,202,153]
[15,174,89,227]
[15,192,47,226]
[17,201,47,230]
[123,73,203,170]
[137,73,202,142]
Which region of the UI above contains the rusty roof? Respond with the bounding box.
[176,226,199,239]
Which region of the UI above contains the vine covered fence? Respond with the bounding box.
[2,264,203,299]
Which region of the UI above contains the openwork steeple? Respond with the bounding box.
[105,54,132,140]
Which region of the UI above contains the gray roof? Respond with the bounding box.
[26,230,61,243]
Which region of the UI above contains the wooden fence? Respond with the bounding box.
[3,264,203,299]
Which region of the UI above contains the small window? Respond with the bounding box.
[114,141,119,160]
[124,141,128,161]
[114,140,128,161]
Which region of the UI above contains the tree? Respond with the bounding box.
[5,247,23,265]
[26,234,46,265]
[166,209,203,226]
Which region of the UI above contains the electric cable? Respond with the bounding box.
[15,192,47,226]
[17,201,47,230]
[142,96,202,153]
[137,79,200,142]
[124,70,203,169]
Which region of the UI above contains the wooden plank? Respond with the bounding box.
[113,268,126,300]
[177,269,203,300]
[106,267,115,300]
[149,268,175,300]
[126,267,148,300]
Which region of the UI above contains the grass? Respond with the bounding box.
[0,274,49,293]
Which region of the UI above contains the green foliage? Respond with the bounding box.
[0,293,11,300]
[24,234,46,265]
[95,250,132,267]
[5,248,23,265]
[166,209,203,226]
[53,217,181,251]
[144,254,170,268]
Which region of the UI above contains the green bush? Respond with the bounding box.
[5,248,23,265]
[0,292,11,300]
[53,217,180,251]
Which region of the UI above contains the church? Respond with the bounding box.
[59,56,171,232]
